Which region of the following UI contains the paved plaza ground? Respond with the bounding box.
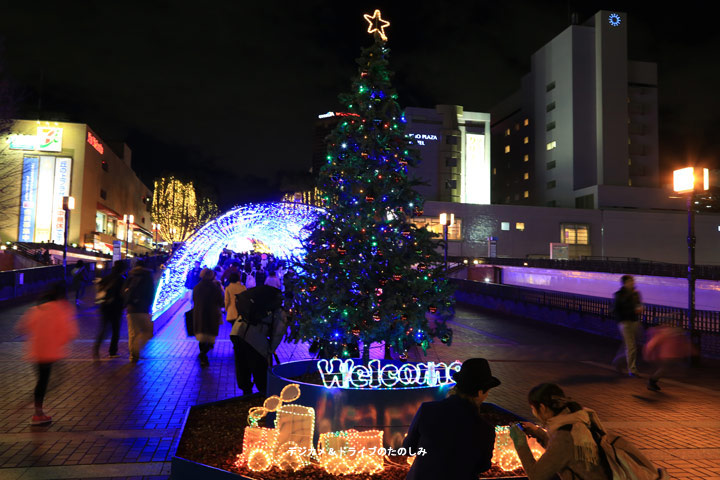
[0,291,719,480]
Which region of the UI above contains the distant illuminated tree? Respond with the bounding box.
[152,176,218,243]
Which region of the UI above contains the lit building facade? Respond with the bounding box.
[491,10,665,209]
[1,120,153,255]
[405,105,491,204]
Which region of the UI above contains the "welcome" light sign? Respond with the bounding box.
[317,359,461,390]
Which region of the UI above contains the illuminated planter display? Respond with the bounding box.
[267,359,457,448]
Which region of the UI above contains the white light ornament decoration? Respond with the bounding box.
[317,359,462,389]
[608,13,621,27]
[152,202,321,319]
[492,425,545,472]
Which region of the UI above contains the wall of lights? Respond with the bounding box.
[151,202,320,318]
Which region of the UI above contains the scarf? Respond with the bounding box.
[546,408,603,466]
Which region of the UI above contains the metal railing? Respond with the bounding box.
[457,256,720,281]
[451,279,720,334]
[0,265,67,302]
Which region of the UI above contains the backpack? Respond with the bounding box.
[592,428,668,480]
[235,285,282,326]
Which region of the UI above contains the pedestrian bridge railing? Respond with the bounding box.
[450,279,720,335]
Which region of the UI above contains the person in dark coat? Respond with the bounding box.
[71,260,93,305]
[402,358,500,480]
[184,261,202,298]
[192,268,224,367]
[93,260,127,358]
[611,274,643,376]
[123,260,155,362]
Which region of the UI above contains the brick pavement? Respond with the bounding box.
[0,292,718,479]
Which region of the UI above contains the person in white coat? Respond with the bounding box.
[224,273,246,322]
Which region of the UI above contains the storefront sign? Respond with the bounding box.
[51,157,72,245]
[87,131,104,154]
[37,127,63,152]
[8,134,38,150]
[18,157,39,242]
[317,359,461,389]
[405,133,438,146]
[34,157,56,242]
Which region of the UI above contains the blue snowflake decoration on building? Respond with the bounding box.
[151,202,321,319]
[608,13,621,27]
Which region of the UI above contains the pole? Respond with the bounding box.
[443,223,448,272]
[63,207,69,280]
[687,194,700,364]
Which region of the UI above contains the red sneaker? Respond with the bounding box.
[30,415,52,425]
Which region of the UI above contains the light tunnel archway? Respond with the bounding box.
[152,202,320,318]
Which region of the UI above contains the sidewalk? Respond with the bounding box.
[0,294,718,479]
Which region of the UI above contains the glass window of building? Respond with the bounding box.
[505,128,510,136]
[523,137,529,144]
[95,212,106,233]
[501,222,510,231]
[546,141,557,150]
[409,217,462,240]
[504,145,510,154]
[524,191,529,198]
[547,160,556,170]
[516,222,525,231]
[524,118,529,126]
[524,172,529,180]
[524,154,529,162]
[561,224,589,245]
[547,180,556,189]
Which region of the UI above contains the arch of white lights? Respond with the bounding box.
[152,202,321,319]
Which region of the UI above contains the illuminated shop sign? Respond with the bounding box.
[37,127,63,152]
[87,131,104,154]
[51,157,72,244]
[405,133,438,146]
[18,157,39,242]
[317,359,461,389]
[8,134,38,150]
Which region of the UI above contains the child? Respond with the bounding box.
[16,283,78,425]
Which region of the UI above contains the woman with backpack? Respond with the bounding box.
[509,383,664,480]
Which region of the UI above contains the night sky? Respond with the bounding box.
[1,1,718,209]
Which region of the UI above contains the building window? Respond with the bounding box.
[446,135,458,145]
[524,118,529,126]
[524,172,529,180]
[493,168,497,175]
[562,224,589,245]
[501,222,510,231]
[547,160,556,170]
[515,123,520,131]
[546,102,556,112]
[445,179,457,190]
[100,189,107,200]
[445,157,457,167]
[547,180,556,189]
[546,141,557,150]
[546,121,556,131]
[504,145,510,154]
[524,154,529,162]
[523,137,529,144]
[546,81,556,92]
[101,161,109,172]
[575,194,594,209]
[505,128,510,136]
[95,212,106,233]
[524,191,529,198]
[410,217,462,240]
[516,222,525,231]
[546,200,556,207]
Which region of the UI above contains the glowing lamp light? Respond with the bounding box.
[62,196,75,210]
[439,213,455,226]
[673,167,709,193]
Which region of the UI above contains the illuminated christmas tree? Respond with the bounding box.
[290,11,453,360]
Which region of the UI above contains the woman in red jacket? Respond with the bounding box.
[16,283,78,425]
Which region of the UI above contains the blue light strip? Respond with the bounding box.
[151,202,320,319]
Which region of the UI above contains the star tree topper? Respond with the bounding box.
[363,9,390,41]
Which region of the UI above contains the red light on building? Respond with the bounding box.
[87,132,104,154]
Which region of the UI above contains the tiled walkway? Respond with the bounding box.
[1,292,719,479]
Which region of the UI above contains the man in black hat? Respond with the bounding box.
[402,358,500,480]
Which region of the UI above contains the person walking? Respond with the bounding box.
[93,260,127,359]
[402,358,500,480]
[230,285,286,395]
[611,275,644,377]
[123,259,155,362]
[643,325,692,392]
[184,261,202,299]
[71,260,93,305]
[15,283,78,425]
[192,268,224,367]
[224,272,246,323]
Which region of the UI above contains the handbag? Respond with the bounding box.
[184,309,194,336]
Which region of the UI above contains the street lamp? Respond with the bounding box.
[673,166,709,362]
[62,196,75,279]
[439,212,455,272]
[123,214,134,258]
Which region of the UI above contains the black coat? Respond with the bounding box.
[402,395,495,480]
[613,287,641,322]
[192,279,224,336]
[123,267,155,314]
